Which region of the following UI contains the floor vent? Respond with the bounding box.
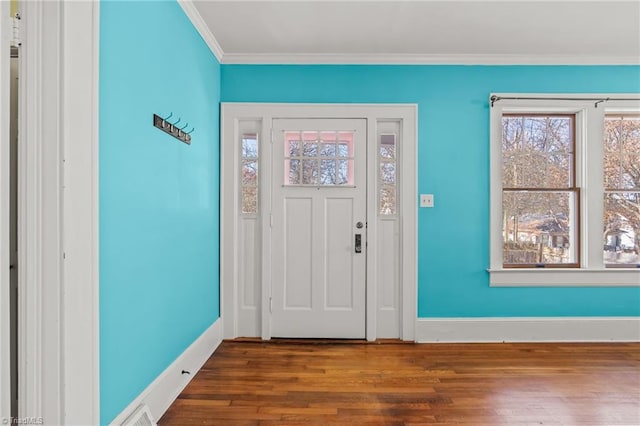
[120,404,156,426]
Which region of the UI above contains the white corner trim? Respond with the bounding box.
[177,0,224,62]
[415,317,640,343]
[489,269,640,287]
[220,53,640,65]
[109,319,224,426]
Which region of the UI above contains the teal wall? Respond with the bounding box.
[99,1,220,424]
[222,65,640,318]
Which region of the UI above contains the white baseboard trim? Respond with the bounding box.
[415,317,640,343]
[109,318,223,425]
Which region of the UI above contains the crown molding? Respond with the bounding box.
[176,1,639,66]
[178,0,224,62]
[220,53,640,65]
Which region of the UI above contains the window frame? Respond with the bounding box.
[489,94,640,287]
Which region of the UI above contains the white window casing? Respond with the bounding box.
[489,94,640,287]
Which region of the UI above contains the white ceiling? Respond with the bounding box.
[187,0,640,64]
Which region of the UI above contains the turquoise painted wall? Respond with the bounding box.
[100,1,220,424]
[222,65,640,318]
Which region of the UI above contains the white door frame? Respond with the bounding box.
[1,1,12,420]
[221,103,417,341]
[12,2,100,424]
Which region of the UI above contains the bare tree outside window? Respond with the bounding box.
[241,134,258,213]
[604,115,640,267]
[501,115,578,266]
[379,134,397,215]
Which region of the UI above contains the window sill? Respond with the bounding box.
[488,268,640,287]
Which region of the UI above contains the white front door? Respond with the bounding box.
[270,118,367,338]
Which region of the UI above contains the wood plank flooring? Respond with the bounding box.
[159,340,640,425]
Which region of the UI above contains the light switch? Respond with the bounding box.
[420,194,434,208]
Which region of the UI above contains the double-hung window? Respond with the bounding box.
[489,94,640,286]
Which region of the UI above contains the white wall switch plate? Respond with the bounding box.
[420,194,434,208]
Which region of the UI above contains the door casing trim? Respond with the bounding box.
[221,103,417,341]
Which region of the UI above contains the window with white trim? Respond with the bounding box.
[489,94,640,286]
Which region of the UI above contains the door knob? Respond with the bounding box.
[355,234,362,253]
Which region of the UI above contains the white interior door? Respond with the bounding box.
[271,118,367,338]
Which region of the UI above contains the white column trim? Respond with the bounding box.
[18,1,100,424]
[19,1,58,420]
[0,1,12,420]
[61,2,100,424]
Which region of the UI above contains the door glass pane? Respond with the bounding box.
[302,159,319,185]
[284,130,355,186]
[321,143,336,157]
[242,187,257,214]
[240,133,258,214]
[320,160,336,184]
[288,159,301,184]
[378,133,397,215]
[242,135,258,158]
[380,163,396,185]
[380,186,396,215]
[242,160,258,186]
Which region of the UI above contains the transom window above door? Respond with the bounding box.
[284,130,355,186]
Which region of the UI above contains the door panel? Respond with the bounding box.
[271,118,367,338]
[284,197,313,309]
[325,197,354,309]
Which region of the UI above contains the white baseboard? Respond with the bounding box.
[109,318,224,425]
[415,317,640,343]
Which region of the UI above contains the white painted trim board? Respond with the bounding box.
[0,1,12,420]
[109,319,224,426]
[416,317,640,343]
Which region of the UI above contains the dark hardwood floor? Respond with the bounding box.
[159,340,640,425]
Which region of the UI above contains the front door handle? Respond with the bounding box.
[355,234,362,253]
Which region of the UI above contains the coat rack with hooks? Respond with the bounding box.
[153,112,195,145]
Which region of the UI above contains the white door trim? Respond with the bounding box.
[1,1,12,420]
[221,103,417,341]
[18,1,99,424]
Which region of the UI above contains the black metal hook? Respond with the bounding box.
[161,112,173,128]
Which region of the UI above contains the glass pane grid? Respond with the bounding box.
[284,130,355,186]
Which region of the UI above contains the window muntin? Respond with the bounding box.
[284,131,355,186]
[603,115,640,267]
[379,133,397,215]
[501,114,579,267]
[241,133,258,214]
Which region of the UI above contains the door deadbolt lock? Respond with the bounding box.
[356,221,364,229]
